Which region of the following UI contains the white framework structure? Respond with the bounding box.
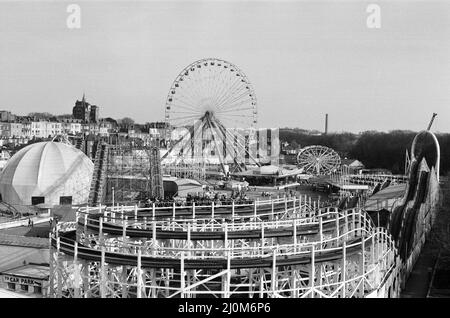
[49,196,401,298]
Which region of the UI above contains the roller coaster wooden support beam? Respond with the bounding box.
[48,192,409,298]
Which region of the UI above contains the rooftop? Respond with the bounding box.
[1,263,49,280]
[364,183,407,211]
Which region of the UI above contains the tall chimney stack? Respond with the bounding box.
[325,113,328,135]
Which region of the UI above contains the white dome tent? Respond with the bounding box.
[0,142,94,206]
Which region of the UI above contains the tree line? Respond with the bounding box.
[280,129,450,175]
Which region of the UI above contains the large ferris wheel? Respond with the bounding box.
[165,58,257,130]
[162,58,260,170]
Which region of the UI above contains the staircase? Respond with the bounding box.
[88,142,109,206]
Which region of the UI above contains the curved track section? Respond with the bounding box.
[50,195,398,298]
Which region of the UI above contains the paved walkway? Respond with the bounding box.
[400,240,438,298]
[0,233,48,249]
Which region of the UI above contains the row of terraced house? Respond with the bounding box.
[0,95,169,148]
[0,95,117,146]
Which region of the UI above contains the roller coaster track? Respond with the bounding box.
[50,194,398,298]
[88,143,109,206]
[76,207,374,241]
[51,232,374,269]
[83,196,323,220]
[51,201,388,269]
[343,174,408,186]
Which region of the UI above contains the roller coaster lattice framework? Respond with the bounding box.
[49,195,403,298]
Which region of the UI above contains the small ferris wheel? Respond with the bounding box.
[297,145,341,175]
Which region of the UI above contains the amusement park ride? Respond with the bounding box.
[48,59,442,298]
[296,145,341,175]
[161,58,261,174]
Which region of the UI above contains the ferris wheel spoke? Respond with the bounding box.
[216,100,255,116]
[182,71,209,104]
[171,89,206,110]
[215,106,256,114]
[315,148,324,158]
[214,75,243,107]
[217,94,254,110]
[177,77,205,104]
[170,95,203,113]
[320,149,331,158]
[320,161,334,171]
[201,71,218,100]
[186,77,208,105]
[170,83,200,104]
[302,154,315,163]
[208,68,222,99]
[169,98,201,112]
[300,163,310,171]
[215,83,250,111]
[304,155,313,164]
[169,104,202,116]
[210,68,238,108]
[213,75,248,110]
[301,160,316,172]
[197,73,212,101]
[170,95,202,111]
[215,91,252,113]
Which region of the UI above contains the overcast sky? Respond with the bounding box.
[0,0,449,133]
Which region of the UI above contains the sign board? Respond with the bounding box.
[3,275,42,287]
